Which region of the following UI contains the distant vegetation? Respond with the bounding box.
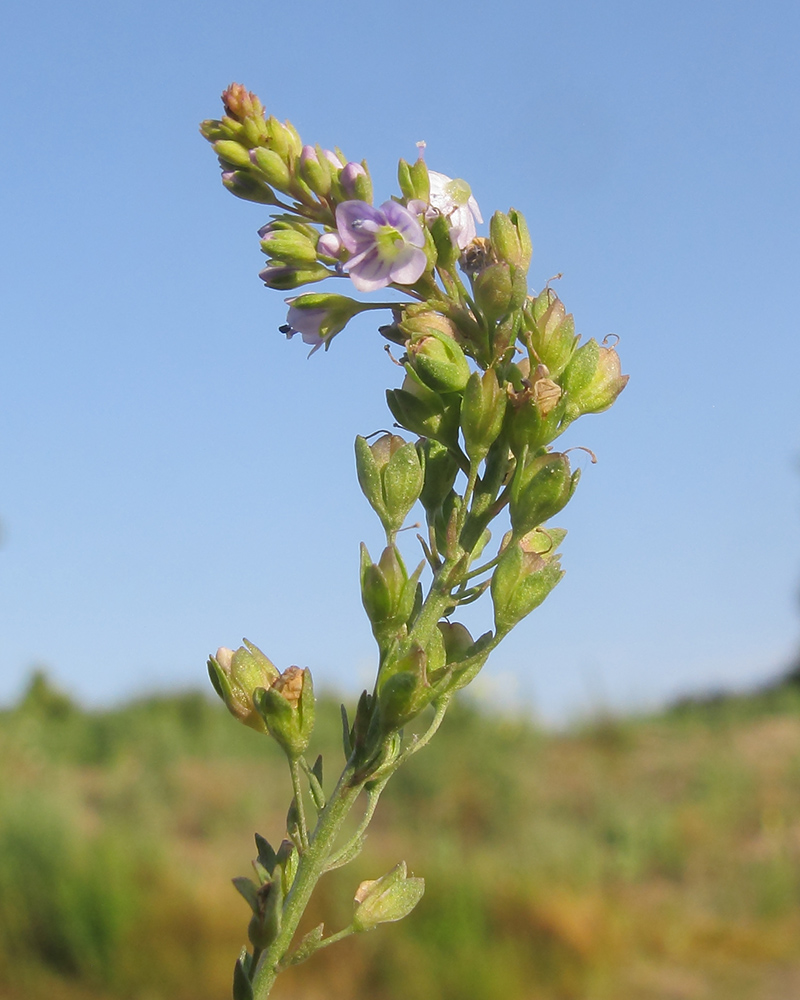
[1,670,800,1000]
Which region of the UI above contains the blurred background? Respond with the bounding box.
[2,0,800,997]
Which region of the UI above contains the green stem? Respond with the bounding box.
[252,773,364,999]
[289,758,310,851]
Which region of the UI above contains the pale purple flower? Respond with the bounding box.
[428,170,483,249]
[281,307,327,354]
[280,293,365,355]
[336,200,427,293]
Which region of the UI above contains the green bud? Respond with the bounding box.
[523,289,579,378]
[491,529,566,635]
[208,640,280,733]
[260,229,318,265]
[299,145,334,197]
[461,369,507,463]
[350,161,373,203]
[259,263,331,290]
[353,862,425,932]
[473,262,514,323]
[509,452,579,536]
[213,139,253,169]
[561,340,629,422]
[430,213,460,270]
[251,147,291,190]
[252,666,315,759]
[490,209,532,271]
[222,171,275,205]
[355,433,424,534]
[397,157,430,203]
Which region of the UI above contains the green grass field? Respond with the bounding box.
[2,670,800,1000]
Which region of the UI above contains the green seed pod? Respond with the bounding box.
[490,208,532,271]
[208,640,280,733]
[509,452,579,536]
[252,666,315,759]
[561,340,629,423]
[473,262,514,323]
[461,369,507,463]
[491,529,566,635]
[355,433,424,534]
[417,438,460,517]
[405,324,471,394]
[523,289,580,378]
[353,862,425,932]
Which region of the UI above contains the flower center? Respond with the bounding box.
[374,225,405,259]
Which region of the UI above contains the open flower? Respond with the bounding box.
[428,171,483,249]
[336,200,427,292]
[280,293,367,354]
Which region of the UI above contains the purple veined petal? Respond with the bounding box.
[336,201,387,252]
[381,200,424,246]
[344,246,393,292]
[388,245,427,285]
[286,304,325,337]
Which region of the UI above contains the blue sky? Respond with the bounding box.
[2,0,799,722]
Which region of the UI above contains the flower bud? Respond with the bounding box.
[253,666,315,759]
[509,452,579,536]
[561,340,629,422]
[353,862,425,932]
[214,139,253,170]
[473,262,514,323]
[260,229,318,265]
[523,289,579,378]
[490,208,532,271]
[221,83,265,123]
[250,147,291,190]
[397,157,430,204]
[299,144,334,197]
[461,369,507,462]
[340,161,372,202]
[258,263,330,290]
[221,171,275,204]
[208,640,280,733]
[317,231,343,259]
[491,529,565,635]
[355,433,424,535]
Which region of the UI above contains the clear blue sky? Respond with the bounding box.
[2,0,799,722]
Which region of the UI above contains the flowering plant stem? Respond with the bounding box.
[201,83,628,998]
